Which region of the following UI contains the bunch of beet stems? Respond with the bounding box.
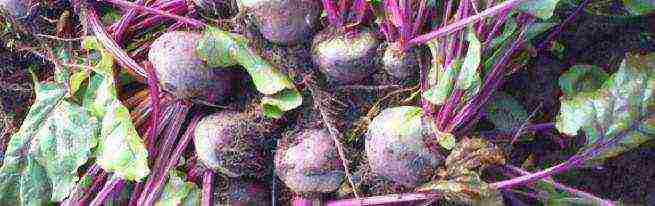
[62,0,617,205]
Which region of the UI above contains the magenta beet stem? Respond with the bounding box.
[202,170,215,206]
[84,7,148,81]
[102,0,207,28]
[293,197,315,206]
[408,0,527,46]
[325,192,440,206]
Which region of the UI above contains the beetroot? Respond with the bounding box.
[0,0,28,18]
[216,180,270,206]
[312,28,380,84]
[365,106,443,187]
[275,129,344,196]
[382,43,420,79]
[193,110,273,178]
[240,0,321,45]
[148,31,239,106]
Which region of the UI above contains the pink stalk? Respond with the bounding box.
[325,192,440,206]
[491,122,638,190]
[322,0,343,27]
[411,0,428,37]
[144,62,161,157]
[445,20,529,133]
[142,113,203,205]
[506,166,616,206]
[110,0,146,43]
[62,165,102,206]
[139,102,190,206]
[102,0,207,28]
[351,0,368,26]
[201,170,214,206]
[483,10,510,43]
[409,0,527,46]
[89,176,122,206]
[293,197,315,206]
[436,89,463,130]
[76,171,109,206]
[128,183,144,206]
[85,7,148,81]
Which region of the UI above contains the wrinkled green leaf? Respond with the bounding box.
[556,53,655,165]
[559,65,609,96]
[623,0,655,15]
[519,0,562,20]
[457,29,482,91]
[155,170,201,206]
[424,60,461,105]
[0,77,99,204]
[197,27,302,118]
[486,92,529,133]
[525,22,558,41]
[83,37,150,181]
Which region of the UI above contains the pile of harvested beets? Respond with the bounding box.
[1,0,654,205]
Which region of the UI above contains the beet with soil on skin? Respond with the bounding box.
[215,180,270,206]
[312,28,380,84]
[382,42,420,79]
[275,129,344,196]
[148,31,240,106]
[194,110,274,178]
[239,0,321,45]
[365,106,444,188]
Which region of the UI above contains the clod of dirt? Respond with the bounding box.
[148,31,240,106]
[193,110,274,178]
[365,106,443,188]
[275,129,344,196]
[215,179,270,206]
[382,43,419,79]
[312,28,380,84]
[241,0,321,45]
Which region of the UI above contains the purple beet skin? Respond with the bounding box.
[148,31,239,106]
[312,28,380,84]
[275,129,344,196]
[365,106,443,188]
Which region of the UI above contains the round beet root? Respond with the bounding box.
[216,180,270,206]
[194,110,272,178]
[382,43,419,79]
[312,28,380,84]
[0,0,28,18]
[275,129,344,196]
[148,31,238,106]
[365,106,443,187]
[241,0,320,45]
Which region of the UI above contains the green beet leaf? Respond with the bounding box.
[83,37,150,181]
[424,60,461,105]
[623,0,655,15]
[155,170,201,206]
[197,27,302,118]
[456,28,482,93]
[0,77,99,204]
[518,0,562,20]
[485,92,529,133]
[559,65,609,96]
[556,53,655,165]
